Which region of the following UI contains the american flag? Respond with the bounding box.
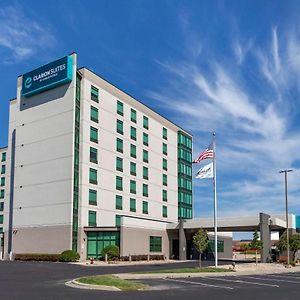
[192,143,214,163]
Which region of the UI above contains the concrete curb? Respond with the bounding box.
[65,279,121,291]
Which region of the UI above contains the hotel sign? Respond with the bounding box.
[22,56,73,97]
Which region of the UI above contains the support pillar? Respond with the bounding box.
[179,219,186,260]
[259,212,271,263]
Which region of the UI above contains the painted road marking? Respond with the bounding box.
[263,274,300,280]
[163,278,234,290]
[244,276,300,284]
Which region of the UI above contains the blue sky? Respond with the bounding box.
[0,0,300,222]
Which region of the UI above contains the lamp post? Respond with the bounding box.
[279,169,293,266]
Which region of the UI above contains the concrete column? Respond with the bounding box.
[259,212,271,263]
[179,219,187,260]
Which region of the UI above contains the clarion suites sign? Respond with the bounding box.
[21,55,73,97]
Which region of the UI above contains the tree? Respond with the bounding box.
[193,228,209,268]
[240,243,250,259]
[249,230,263,265]
[277,233,300,262]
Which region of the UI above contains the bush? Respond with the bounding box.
[59,250,80,262]
[120,254,165,261]
[102,245,120,260]
[15,253,60,262]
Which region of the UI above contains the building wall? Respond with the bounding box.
[0,147,7,256]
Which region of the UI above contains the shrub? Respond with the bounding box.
[102,245,120,260]
[120,254,165,261]
[15,253,60,262]
[59,250,80,262]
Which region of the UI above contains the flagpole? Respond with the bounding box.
[213,132,218,268]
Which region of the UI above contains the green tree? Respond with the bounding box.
[193,228,209,267]
[249,230,263,265]
[277,233,300,262]
[240,243,250,259]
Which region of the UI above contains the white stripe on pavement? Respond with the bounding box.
[244,276,300,284]
[163,278,234,290]
[263,274,300,280]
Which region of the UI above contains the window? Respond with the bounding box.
[115,215,121,227]
[116,138,123,153]
[142,201,148,214]
[1,165,5,174]
[162,205,168,218]
[116,157,123,172]
[117,119,123,135]
[162,190,167,202]
[163,127,168,140]
[143,166,148,180]
[116,195,123,210]
[130,180,136,194]
[1,177,5,187]
[143,133,148,146]
[90,106,99,123]
[143,150,148,163]
[90,147,98,164]
[208,240,224,253]
[150,236,162,252]
[0,202,3,212]
[163,174,167,186]
[89,168,97,185]
[88,211,97,227]
[89,189,97,205]
[130,162,136,176]
[116,176,123,191]
[0,215,3,224]
[90,126,98,143]
[0,190,4,199]
[130,126,136,141]
[143,116,149,129]
[130,198,136,212]
[130,144,136,158]
[143,183,148,197]
[162,158,167,171]
[131,109,137,123]
[91,85,99,102]
[163,143,167,155]
[117,100,123,116]
[1,153,6,162]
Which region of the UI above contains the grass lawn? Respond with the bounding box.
[136,267,234,274]
[77,275,148,291]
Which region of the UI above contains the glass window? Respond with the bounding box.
[163,127,168,140]
[162,190,167,202]
[116,176,123,191]
[1,165,5,174]
[0,177,4,187]
[131,109,137,123]
[90,106,99,123]
[143,183,148,197]
[91,85,99,102]
[116,195,123,210]
[88,211,97,226]
[116,138,123,153]
[0,189,4,199]
[143,149,148,163]
[117,100,123,116]
[117,119,123,135]
[130,126,136,141]
[130,162,136,176]
[143,133,148,146]
[130,144,136,158]
[162,158,167,171]
[0,215,3,224]
[115,215,121,227]
[90,126,98,143]
[163,143,167,155]
[130,198,136,212]
[90,147,98,164]
[89,189,97,205]
[1,153,6,162]
[130,180,136,194]
[143,116,149,129]
[143,166,148,180]
[0,202,4,211]
[116,157,123,172]
[162,205,168,218]
[89,168,97,185]
[163,174,167,186]
[150,236,162,252]
[143,201,148,214]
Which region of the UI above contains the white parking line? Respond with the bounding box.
[263,274,300,280]
[203,277,279,288]
[244,276,300,284]
[163,278,234,290]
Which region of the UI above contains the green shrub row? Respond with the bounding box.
[15,250,79,262]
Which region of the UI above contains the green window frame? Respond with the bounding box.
[117,119,123,135]
[143,133,148,146]
[130,198,136,212]
[143,116,149,129]
[0,215,3,224]
[130,126,137,141]
[130,162,136,176]
[0,189,4,199]
[89,168,97,185]
[162,190,167,202]
[90,106,99,123]
[130,180,136,194]
[1,165,5,174]
[163,127,168,140]
[131,109,137,123]
[143,149,148,163]
[116,195,123,210]
[130,144,136,158]
[150,236,162,252]
[162,205,168,218]
[0,177,4,186]
[115,215,121,227]
[116,138,123,153]
[1,153,6,162]
[143,183,148,197]
[116,176,123,191]
[143,166,148,180]
[91,85,99,102]
[116,157,123,172]
[162,158,167,171]
[90,126,98,143]
[163,174,167,186]
[0,202,3,212]
[90,147,98,164]
[142,201,148,214]
[88,210,97,227]
[89,189,97,205]
[163,143,167,155]
[117,100,124,116]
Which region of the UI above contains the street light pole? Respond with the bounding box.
[279,169,293,266]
